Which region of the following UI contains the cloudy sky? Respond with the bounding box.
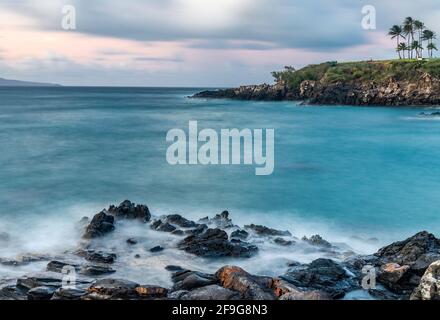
[0,0,439,86]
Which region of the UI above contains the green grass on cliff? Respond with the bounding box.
[275,59,440,90]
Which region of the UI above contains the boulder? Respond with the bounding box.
[126,238,138,245]
[172,271,216,291]
[149,246,164,253]
[88,279,140,299]
[281,258,357,299]
[78,250,117,264]
[135,285,168,299]
[375,231,440,275]
[178,228,258,258]
[377,263,411,292]
[108,200,151,222]
[47,261,79,273]
[244,224,291,237]
[83,210,115,239]
[79,265,116,276]
[165,214,197,228]
[215,266,276,300]
[410,260,440,300]
[27,286,56,300]
[51,288,87,300]
[17,273,63,290]
[0,285,28,300]
[302,235,332,248]
[181,285,240,300]
[151,220,177,233]
[230,230,249,240]
[274,237,294,246]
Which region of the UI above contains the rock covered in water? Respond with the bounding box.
[76,250,117,264]
[410,260,440,300]
[178,228,258,258]
[171,270,216,291]
[274,237,294,246]
[108,200,151,222]
[302,235,332,248]
[151,220,177,233]
[165,214,197,228]
[83,210,115,239]
[244,224,291,237]
[47,261,78,273]
[149,246,164,253]
[230,229,249,240]
[52,288,87,300]
[87,279,140,299]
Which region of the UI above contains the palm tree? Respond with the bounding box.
[414,20,425,57]
[403,17,415,58]
[412,41,423,58]
[397,42,408,59]
[389,25,405,58]
[423,29,437,58]
[427,43,438,58]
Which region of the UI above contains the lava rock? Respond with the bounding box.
[135,285,168,299]
[181,285,240,300]
[165,214,197,228]
[47,261,79,273]
[27,286,56,300]
[230,230,249,240]
[79,265,116,276]
[149,246,164,253]
[302,235,332,248]
[126,238,138,245]
[244,224,291,237]
[151,220,177,233]
[88,279,140,299]
[215,266,276,300]
[83,210,115,239]
[274,237,294,246]
[281,258,357,299]
[178,228,258,258]
[108,200,151,222]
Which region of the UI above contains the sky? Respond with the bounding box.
[0,0,439,86]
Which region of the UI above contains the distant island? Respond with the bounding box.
[192,59,440,106]
[0,77,61,87]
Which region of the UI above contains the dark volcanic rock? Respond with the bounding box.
[302,235,332,248]
[178,228,258,258]
[215,266,276,300]
[86,252,117,264]
[47,261,79,273]
[88,279,140,299]
[27,286,56,300]
[165,265,184,272]
[149,246,164,253]
[165,214,196,228]
[244,224,291,237]
[151,220,177,233]
[0,285,28,300]
[126,238,138,245]
[17,273,63,290]
[52,288,88,300]
[172,270,217,291]
[108,200,151,222]
[192,83,295,101]
[181,285,240,300]
[274,237,294,246]
[83,210,115,239]
[211,211,234,229]
[79,265,116,276]
[375,231,440,275]
[281,258,356,299]
[230,230,249,240]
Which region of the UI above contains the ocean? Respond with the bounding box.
[1,86,440,284]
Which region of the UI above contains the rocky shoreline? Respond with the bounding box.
[1,200,440,300]
[192,71,440,106]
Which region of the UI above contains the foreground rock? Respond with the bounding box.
[178,228,258,258]
[410,260,440,300]
[281,259,357,299]
[87,279,167,300]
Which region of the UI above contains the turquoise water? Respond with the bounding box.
[1,87,440,248]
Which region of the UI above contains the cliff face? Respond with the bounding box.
[299,73,440,106]
[193,60,440,106]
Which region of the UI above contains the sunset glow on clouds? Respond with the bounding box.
[0,0,439,86]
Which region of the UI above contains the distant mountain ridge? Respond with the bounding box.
[0,77,61,87]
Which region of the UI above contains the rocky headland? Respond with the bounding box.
[1,200,440,300]
[192,60,440,106]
